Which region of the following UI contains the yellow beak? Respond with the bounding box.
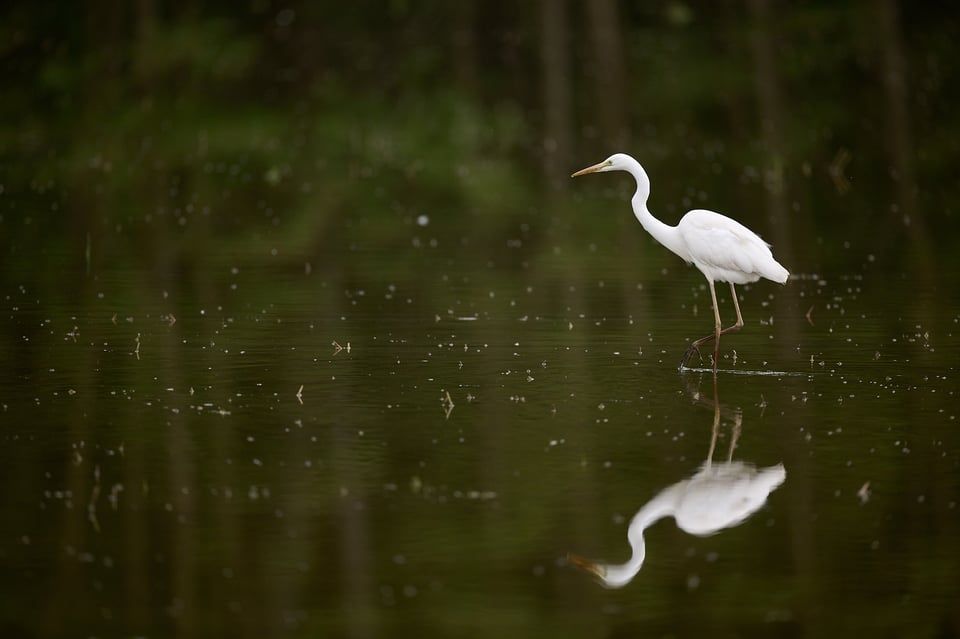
[567,553,605,578]
[571,160,610,178]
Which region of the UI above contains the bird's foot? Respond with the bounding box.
[678,343,704,370]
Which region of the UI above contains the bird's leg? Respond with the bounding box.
[679,279,723,371]
[706,375,720,465]
[719,282,745,337]
[710,284,747,370]
[710,280,722,372]
[727,410,743,462]
[680,341,705,369]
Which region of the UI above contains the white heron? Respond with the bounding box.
[568,376,785,588]
[571,153,789,371]
[567,460,786,588]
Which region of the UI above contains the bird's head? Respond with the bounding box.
[567,553,607,580]
[571,153,633,177]
[568,553,637,588]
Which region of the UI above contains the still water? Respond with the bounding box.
[1,244,957,637]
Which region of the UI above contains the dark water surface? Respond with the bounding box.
[1,246,957,637]
[4,3,960,636]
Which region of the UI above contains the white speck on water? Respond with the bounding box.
[416,214,429,226]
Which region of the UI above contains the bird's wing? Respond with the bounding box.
[678,210,776,279]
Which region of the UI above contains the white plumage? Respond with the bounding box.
[569,460,786,588]
[678,209,789,285]
[572,153,789,370]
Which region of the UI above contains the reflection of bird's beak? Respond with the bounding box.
[567,553,605,578]
[570,160,609,178]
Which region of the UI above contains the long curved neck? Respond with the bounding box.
[624,158,690,261]
[601,485,679,588]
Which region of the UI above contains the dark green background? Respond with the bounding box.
[2,2,958,638]
[3,1,956,284]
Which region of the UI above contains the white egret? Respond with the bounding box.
[568,374,785,588]
[571,153,789,371]
[567,460,786,588]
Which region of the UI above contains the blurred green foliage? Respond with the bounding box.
[2,1,959,284]
[1,3,960,637]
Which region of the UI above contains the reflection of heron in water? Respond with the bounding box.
[568,376,785,588]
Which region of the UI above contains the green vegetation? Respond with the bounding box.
[1,3,959,637]
[3,2,958,281]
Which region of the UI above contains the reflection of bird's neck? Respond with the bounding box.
[602,486,679,588]
[624,158,689,261]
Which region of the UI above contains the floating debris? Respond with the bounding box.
[88,465,101,533]
[440,389,455,419]
[857,481,871,504]
[829,147,852,194]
